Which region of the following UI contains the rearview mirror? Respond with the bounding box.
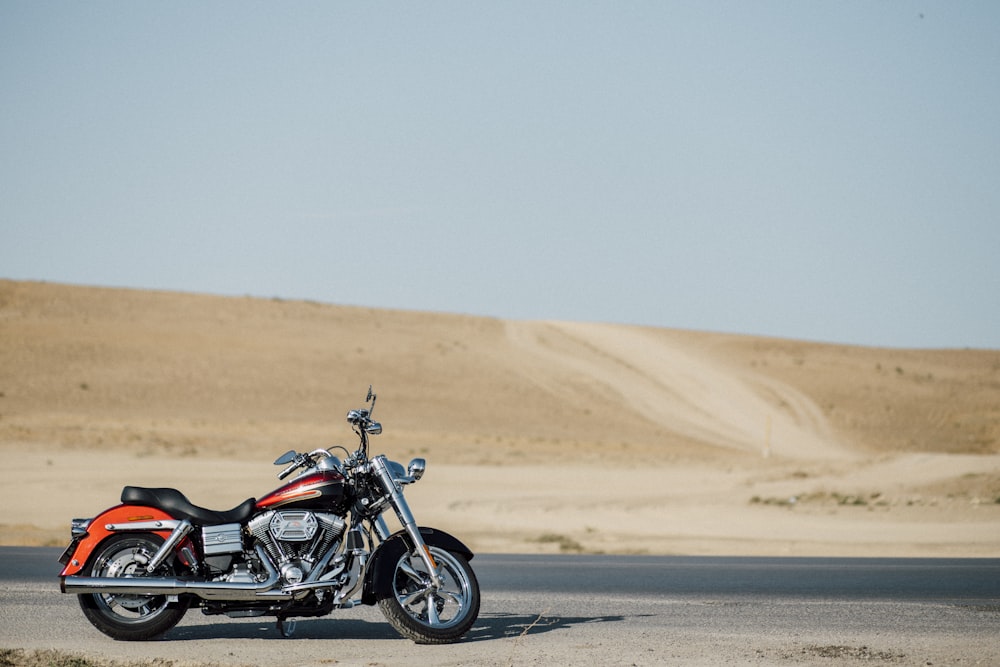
[274,450,297,465]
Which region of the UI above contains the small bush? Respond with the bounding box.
[532,533,584,553]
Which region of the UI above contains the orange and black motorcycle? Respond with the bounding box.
[59,388,479,644]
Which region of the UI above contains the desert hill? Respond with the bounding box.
[1,280,998,555]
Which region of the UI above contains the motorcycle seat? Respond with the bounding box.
[121,486,257,526]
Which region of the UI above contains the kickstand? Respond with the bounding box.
[277,617,297,638]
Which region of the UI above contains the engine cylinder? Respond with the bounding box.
[248,510,346,570]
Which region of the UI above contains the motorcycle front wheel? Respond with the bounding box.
[377,546,480,644]
[77,533,189,641]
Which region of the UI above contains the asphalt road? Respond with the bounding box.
[2,548,999,666]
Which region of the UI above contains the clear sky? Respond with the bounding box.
[2,2,998,349]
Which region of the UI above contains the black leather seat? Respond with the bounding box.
[121,486,257,525]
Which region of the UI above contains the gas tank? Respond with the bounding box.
[257,470,348,514]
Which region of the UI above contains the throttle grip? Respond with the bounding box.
[278,459,300,479]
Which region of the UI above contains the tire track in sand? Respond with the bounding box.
[505,320,851,460]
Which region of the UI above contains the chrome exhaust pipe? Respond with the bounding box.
[61,545,292,602]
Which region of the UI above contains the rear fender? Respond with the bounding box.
[58,504,179,576]
[360,526,474,606]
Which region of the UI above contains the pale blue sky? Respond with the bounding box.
[2,2,998,348]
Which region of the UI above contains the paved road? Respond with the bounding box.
[2,548,999,666]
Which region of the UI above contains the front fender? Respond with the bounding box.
[360,526,474,606]
[58,504,177,577]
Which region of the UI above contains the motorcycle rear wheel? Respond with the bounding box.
[77,533,189,641]
[377,546,480,644]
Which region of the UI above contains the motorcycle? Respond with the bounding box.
[58,387,480,644]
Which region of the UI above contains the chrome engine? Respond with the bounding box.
[247,510,346,585]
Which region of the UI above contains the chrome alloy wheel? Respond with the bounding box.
[378,545,480,643]
[92,540,173,623]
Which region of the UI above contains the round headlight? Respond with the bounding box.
[407,458,426,481]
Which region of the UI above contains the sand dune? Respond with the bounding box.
[1,280,998,555]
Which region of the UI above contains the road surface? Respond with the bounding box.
[2,548,998,666]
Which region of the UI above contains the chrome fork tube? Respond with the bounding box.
[372,515,391,541]
[370,456,442,588]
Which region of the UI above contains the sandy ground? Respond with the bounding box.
[1,280,998,556]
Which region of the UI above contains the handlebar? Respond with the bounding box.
[278,458,301,480]
[277,388,381,480]
[277,448,344,480]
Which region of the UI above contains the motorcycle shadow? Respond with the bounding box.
[166,612,634,642]
[169,617,400,641]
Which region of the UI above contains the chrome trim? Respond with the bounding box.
[332,551,368,605]
[61,545,290,601]
[371,455,442,588]
[145,519,193,573]
[407,458,426,482]
[298,516,348,586]
[201,523,243,555]
[105,519,181,532]
[373,515,391,542]
[385,458,420,486]
[70,518,91,538]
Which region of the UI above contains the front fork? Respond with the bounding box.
[370,456,443,589]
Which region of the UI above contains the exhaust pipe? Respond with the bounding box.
[61,545,292,602]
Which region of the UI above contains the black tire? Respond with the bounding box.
[77,533,188,641]
[377,546,480,644]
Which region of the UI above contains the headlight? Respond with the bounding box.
[385,457,426,485]
[407,458,426,482]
